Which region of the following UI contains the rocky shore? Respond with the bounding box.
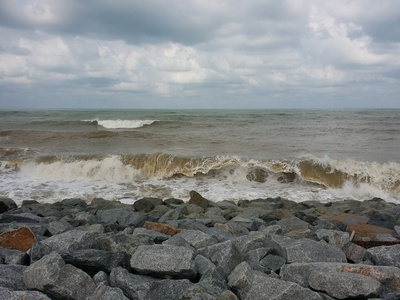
[1,192,400,299]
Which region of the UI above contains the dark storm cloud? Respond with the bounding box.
[0,0,399,109]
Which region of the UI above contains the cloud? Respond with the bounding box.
[0,0,399,108]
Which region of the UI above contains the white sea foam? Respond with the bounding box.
[85,119,157,129]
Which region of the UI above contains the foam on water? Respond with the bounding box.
[1,153,399,206]
[85,119,158,129]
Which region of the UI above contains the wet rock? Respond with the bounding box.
[133,197,164,213]
[0,226,37,252]
[130,244,197,279]
[188,190,211,210]
[309,271,381,299]
[23,252,96,300]
[48,219,74,235]
[0,198,17,213]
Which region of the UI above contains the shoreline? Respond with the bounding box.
[1,192,400,299]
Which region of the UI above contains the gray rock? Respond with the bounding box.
[198,240,242,278]
[260,254,286,272]
[86,283,129,300]
[276,217,310,234]
[93,270,110,286]
[227,261,255,300]
[74,211,97,224]
[133,227,170,243]
[266,234,347,263]
[62,249,131,275]
[0,288,52,300]
[214,222,249,236]
[230,209,266,231]
[97,233,153,256]
[133,197,163,213]
[342,242,366,263]
[164,229,217,249]
[245,273,323,300]
[195,255,217,276]
[130,244,197,279]
[158,206,188,223]
[61,198,88,212]
[0,212,44,224]
[0,247,29,265]
[309,271,381,299]
[315,229,350,249]
[110,266,192,300]
[48,220,75,235]
[188,190,210,210]
[365,244,400,267]
[0,264,27,290]
[196,268,228,297]
[30,230,98,261]
[77,223,105,233]
[243,247,270,272]
[0,198,17,213]
[96,209,147,227]
[23,252,96,300]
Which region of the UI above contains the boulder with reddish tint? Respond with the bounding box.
[143,221,184,236]
[0,226,36,252]
[347,223,396,242]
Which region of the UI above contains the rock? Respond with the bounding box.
[130,244,197,279]
[134,197,163,213]
[342,242,366,263]
[164,197,184,207]
[96,209,147,227]
[366,212,398,229]
[227,261,255,300]
[93,270,110,286]
[74,211,97,224]
[214,222,249,236]
[259,254,286,272]
[77,223,105,233]
[0,226,37,252]
[0,289,52,300]
[195,255,217,276]
[366,244,400,267]
[246,273,323,300]
[0,198,17,213]
[87,283,129,300]
[31,230,97,260]
[23,252,96,300]
[196,268,228,297]
[232,232,266,255]
[243,247,271,272]
[198,240,242,278]
[0,247,29,265]
[309,271,381,299]
[230,209,266,231]
[276,217,310,234]
[97,233,153,256]
[319,212,369,224]
[48,220,74,235]
[188,190,210,210]
[347,223,396,241]
[61,249,131,275]
[0,264,27,290]
[110,266,193,300]
[164,229,217,249]
[61,198,88,211]
[267,234,347,263]
[133,227,170,243]
[143,221,184,236]
[315,229,350,249]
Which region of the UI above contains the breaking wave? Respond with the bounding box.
[84,119,158,129]
[3,153,400,201]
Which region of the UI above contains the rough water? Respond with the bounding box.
[1,109,399,206]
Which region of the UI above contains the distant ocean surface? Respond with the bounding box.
[1,109,399,206]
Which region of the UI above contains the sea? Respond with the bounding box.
[0,109,399,206]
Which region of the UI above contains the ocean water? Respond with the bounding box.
[0,109,399,206]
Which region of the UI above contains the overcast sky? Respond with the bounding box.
[0,0,399,109]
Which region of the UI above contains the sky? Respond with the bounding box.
[0,0,399,109]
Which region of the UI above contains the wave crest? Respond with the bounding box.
[84,119,158,129]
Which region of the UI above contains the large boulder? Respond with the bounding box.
[0,264,27,290]
[0,198,17,213]
[309,271,381,299]
[266,234,347,263]
[365,244,400,267]
[23,252,96,300]
[130,244,197,279]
